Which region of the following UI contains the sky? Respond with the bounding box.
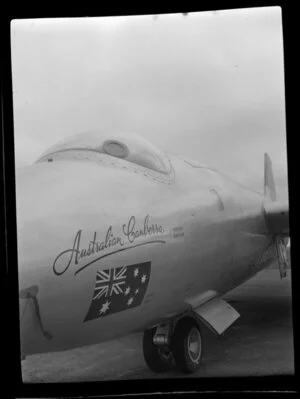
[11,7,288,200]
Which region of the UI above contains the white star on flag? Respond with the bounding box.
[134,268,139,277]
[124,286,131,296]
[127,297,134,306]
[141,274,147,284]
[99,300,110,315]
[135,288,139,295]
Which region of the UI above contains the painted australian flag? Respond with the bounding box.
[83,262,151,322]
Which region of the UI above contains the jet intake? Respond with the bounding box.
[263,200,289,236]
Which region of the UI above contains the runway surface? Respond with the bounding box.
[21,268,294,382]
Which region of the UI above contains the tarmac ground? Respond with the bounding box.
[21,268,294,382]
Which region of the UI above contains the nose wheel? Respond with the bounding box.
[143,317,203,374]
[171,318,203,373]
[143,327,174,373]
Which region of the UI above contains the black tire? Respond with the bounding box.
[171,317,202,374]
[143,328,174,373]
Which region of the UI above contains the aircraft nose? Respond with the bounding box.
[16,164,67,357]
[16,166,56,281]
[15,161,83,276]
[16,160,109,357]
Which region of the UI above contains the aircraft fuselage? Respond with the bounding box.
[17,151,275,356]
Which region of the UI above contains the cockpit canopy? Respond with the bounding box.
[36,131,171,175]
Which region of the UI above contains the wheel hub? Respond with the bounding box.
[187,327,201,363]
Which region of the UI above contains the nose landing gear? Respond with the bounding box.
[143,327,174,372]
[143,316,203,374]
[172,318,202,373]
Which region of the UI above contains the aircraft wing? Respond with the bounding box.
[263,200,289,236]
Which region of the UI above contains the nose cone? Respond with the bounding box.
[16,161,91,356]
[16,163,63,287]
[16,163,65,356]
[16,161,101,276]
[16,160,127,356]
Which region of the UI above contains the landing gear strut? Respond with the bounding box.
[143,316,203,374]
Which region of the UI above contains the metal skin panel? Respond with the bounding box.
[16,151,277,357]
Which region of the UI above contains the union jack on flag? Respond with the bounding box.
[92,267,127,299]
[83,262,151,322]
